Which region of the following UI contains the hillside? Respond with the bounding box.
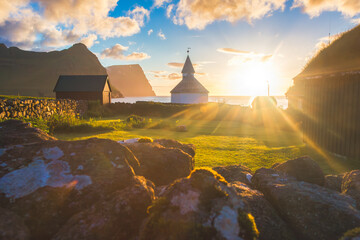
[107,65,156,97]
[296,24,360,79]
[0,43,124,97]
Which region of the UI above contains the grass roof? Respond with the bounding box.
[296,24,360,79]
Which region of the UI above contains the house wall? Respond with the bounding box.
[56,92,109,105]
[302,73,360,159]
[102,91,111,105]
[171,93,208,104]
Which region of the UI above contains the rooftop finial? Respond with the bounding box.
[187,47,191,55]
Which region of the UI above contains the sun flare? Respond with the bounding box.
[229,60,279,96]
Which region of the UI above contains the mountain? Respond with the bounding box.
[107,65,156,97]
[0,43,124,98]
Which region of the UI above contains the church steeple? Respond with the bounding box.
[181,55,195,75]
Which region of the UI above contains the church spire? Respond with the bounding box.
[181,49,195,74]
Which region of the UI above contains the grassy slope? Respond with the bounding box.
[55,116,360,174]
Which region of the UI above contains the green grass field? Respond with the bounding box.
[55,115,360,174]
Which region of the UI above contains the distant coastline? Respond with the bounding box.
[113,96,288,109]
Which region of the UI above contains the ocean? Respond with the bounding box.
[112,96,288,109]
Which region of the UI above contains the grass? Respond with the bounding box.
[0,95,54,100]
[55,115,360,174]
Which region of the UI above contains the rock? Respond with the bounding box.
[124,142,194,186]
[252,168,360,240]
[0,137,139,239]
[154,139,195,157]
[272,156,325,186]
[231,182,295,240]
[0,207,30,240]
[213,165,253,185]
[52,176,155,240]
[325,174,344,192]
[342,170,360,208]
[0,120,56,147]
[140,168,259,240]
[340,227,360,240]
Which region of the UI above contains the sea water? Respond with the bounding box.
[112,96,288,109]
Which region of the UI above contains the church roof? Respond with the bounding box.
[181,56,195,74]
[171,55,209,94]
[171,74,209,93]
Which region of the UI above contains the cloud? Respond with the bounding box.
[166,4,175,18]
[80,34,98,48]
[148,29,154,35]
[217,48,252,55]
[167,62,200,68]
[292,0,360,17]
[101,44,150,61]
[351,18,360,24]
[149,70,182,80]
[0,1,150,49]
[170,0,287,30]
[0,0,28,24]
[154,0,172,7]
[158,30,166,40]
[217,47,273,65]
[149,70,167,74]
[168,72,182,80]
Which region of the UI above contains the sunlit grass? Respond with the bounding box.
[55,115,360,174]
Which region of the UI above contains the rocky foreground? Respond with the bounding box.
[0,120,359,240]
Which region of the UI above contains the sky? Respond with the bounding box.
[0,0,359,96]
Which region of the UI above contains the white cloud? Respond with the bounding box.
[351,18,360,24]
[80,34,98,48]
[217,48,273,65]
[154,0,172,7]
[158,29,166,40]
[101,43,150,61]
[166,4,174,18]
[148,29,154,35]
[170,0,287,30]
[168,0,360,30]
[292,0,360,18]
[0,0,150,49]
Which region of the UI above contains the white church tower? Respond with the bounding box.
[171,52,209,104]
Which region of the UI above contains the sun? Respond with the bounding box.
[229,60,278,96]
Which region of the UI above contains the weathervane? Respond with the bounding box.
[187,47,191,55]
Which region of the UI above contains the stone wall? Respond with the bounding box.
[0,98,87,120]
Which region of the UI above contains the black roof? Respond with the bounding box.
[53,75,111,92]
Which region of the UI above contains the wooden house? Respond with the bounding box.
[292,25,360,159]
[53,75,112,105]
[171,54,209,104]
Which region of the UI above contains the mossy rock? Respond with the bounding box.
[138,137,154,143]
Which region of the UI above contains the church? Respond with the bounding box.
[170,53,209,104]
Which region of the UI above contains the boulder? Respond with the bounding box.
[340,227,360,240]
[154,139,195,157]
[0,120,56,147]
[252,168,360,240]
[0,207,30,240]
[52,176,155,240]
[342,170,360,208]
[0,137,139,239]
[140,168,260,240]
[123,142,194,186]
[231,182,295,240]
[272,156,325,186]
[213,165,253,185]
[325,174,344,192]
